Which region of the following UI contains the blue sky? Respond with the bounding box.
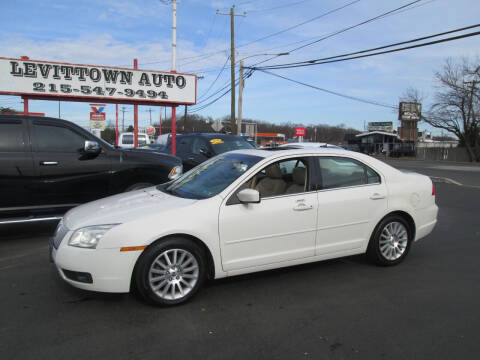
[0,0,478,135]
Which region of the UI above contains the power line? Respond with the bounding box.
[250,0,425,68]
[257,69,398,109]
[236,0,360,49]
[119,0,358,69]
[189,69,254,113]
[234,0,435,68]
[246,0,311,14]
[197,56,230,101]
[250,27,480,70]
[290,0,423,54]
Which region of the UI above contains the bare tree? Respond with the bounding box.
[400,87,424,104]
[425,58,480,161]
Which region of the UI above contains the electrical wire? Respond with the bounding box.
[119,0,359,68]
[250,27,480,70]
[257,69,398,109]
[250,0,425,68]
[236,0,360,50]
[189,69,254,113]
[246,0,311,13]
[197,56,230,101]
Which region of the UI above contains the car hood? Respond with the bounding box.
[63,186,196,230]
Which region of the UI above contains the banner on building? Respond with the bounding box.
[368,121,393,132]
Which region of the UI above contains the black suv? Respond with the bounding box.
[0,115,182,222]
[147,133,254,171]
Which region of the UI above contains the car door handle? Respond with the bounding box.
[40,161,58,166]
[370,193,386,200]
[293,203,313,211]
[187,156,195,161]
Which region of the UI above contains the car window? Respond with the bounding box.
[192,137,210,155]
[122,134,147,145]
[317,157,379,189]
[209,137,254,154]
[122,135,133,145]
[278,159,305,175]
[163,153,262,199]
[0,120,25,152]
[176,136,193,154]
[366,167,381,184]
[243,157,309,198]
[33,123,86,153]
[138,135,147,145]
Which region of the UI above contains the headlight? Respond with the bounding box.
[168,165,183,180]
[68,224,119,249]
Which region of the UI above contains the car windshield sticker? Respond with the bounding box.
[210,138,224,145]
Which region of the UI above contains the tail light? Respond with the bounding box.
[432,182,436,196]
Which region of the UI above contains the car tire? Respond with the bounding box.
[367,215,412,266]
[125,182,153,192]
[132,237,207,306]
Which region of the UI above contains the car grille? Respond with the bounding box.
[53,221,69,249]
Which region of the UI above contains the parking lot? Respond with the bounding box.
[1,159,479,360]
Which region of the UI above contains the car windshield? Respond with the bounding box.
[161,153,262,199]
[123,134,147,145]
[209,137,254,154]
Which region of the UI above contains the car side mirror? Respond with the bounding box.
[84,140,100,154]
[237,189,260,204]
[199,148,212,158]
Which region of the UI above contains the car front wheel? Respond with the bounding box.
[367,215,412,266]
[133,238,206,306]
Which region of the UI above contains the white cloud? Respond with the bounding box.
[0,34,171,68]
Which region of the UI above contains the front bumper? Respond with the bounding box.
[51,235,143,293]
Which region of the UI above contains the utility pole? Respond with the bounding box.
[184,105,188,132]
[236,53,288,137]
[237,60,244,136]
[120,106,127,132]
[146,108,153,125]
[161,0,178,154]
[159,107,162,135]
[217,6,246,134]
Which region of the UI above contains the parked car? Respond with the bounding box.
[51,148,438,306]
[0,115,182,223]
[279,142,343,149]
[118,132,151,148]
[152,133,255,171]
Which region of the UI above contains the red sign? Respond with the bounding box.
[90,103,106,121]
[90,112,106,121]
[295,127,306,137]
[146,125,155,135]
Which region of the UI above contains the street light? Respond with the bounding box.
[237,52,289,136]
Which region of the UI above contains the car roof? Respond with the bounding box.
[226,148,400,175]
[0,114,71,124]
[278,142,342,149]
[177,133,242,138]
[228,147,349,158]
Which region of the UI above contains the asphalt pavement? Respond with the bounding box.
[1,159,479,360]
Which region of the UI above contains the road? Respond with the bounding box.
[1,159,479,360]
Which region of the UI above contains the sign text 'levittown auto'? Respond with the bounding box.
[0,57,197,105]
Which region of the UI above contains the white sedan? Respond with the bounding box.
[51,148,438,306]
